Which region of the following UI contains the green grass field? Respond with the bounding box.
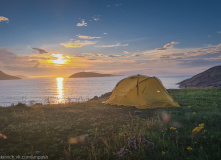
[0,88,221,160]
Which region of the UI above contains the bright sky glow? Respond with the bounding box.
[0,0,221,77]
[51,54,69,65]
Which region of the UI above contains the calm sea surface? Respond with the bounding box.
[0,76,190,106]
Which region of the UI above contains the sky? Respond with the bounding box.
[0,0,221,77]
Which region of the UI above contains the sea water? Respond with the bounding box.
[0,76,190,106]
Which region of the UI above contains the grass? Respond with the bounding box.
[0,88,221,160]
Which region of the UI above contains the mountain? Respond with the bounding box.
[178,65,221,88]
[0,71,21,80]
[69,72,119,78]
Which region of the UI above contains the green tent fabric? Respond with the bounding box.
[105,75,180,109]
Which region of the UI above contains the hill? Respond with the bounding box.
[69,72,119,78]
[178,65,221,88]
[0,71,21,80]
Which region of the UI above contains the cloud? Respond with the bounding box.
[81,53,127,59]
[60,40,96,48]
[124,51,130,54]
[155,48,167,50]
[95,43,128,48]
[131,53,144,57]
[92,15,101,21]
[218,31,221,34]
[0,16,9,23]
[107,4,123,7]
[116,4,123,7]
[163,41,179,49]
[32,48,48,54]
[0,48,42,70]
[76,19,87,27]
[77,35,102,39]
[83,53,105,57]
[155,41,179,50]
[103,33,108,35]
[108,55,125,58]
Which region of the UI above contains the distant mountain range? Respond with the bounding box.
[178,65,221,88]
[69,72,119,78]
[0,71,21,80]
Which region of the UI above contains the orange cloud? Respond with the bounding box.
[0,16,9,22]
[77,35,102,39]
[60,40,96,48]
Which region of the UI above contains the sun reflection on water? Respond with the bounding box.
[56,77,64,103]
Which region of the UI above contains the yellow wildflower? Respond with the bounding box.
[192,127,201,134]
[0,133,7,139]
[193,112,196,115]
[162,151,165,155]
[198,123,204,129]
[170,127,177,130]
[187,147,192,151]
[204,130,207,133]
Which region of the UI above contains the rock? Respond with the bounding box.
[91,96,99,100]
[124,114,129,118]
[134,110,142,115]
[34,151,41,156]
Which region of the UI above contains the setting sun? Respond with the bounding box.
[51,53,69,65]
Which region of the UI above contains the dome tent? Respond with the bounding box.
[105,75,179,109]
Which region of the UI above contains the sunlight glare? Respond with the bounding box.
[56,77,64,103]
[52,53,69,65]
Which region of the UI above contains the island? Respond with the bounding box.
[0,71,21,80]
[178,65,221,88]
[69,72,120,78]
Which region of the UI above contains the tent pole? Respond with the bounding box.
[137,74,139,107]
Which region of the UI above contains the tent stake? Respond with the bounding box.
[137,74,139,107]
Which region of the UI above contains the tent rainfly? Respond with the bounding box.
[105,75,180,109]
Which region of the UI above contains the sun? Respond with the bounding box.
[51,53,69,65]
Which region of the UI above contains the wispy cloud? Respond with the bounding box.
[156,41,179,50]
[0,16,9,23]
[108,54,125,58]
[60,40,96,48]
[82,53,105,57]
[163,41,179,48]
[32,48,48,54]
[218,31,221,34]
[131,53,144,57]
[77,35,102,39]
[124,51,130,54]
[95,43,128,48]
[116,4,123,7]
[103,33,108,35]
[76,19,87,27]
[92,15,101,21]
[107,4,123,7]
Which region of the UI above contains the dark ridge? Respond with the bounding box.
[0,71,21,80]
[178,65,221,88]
[69,72,120,78]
